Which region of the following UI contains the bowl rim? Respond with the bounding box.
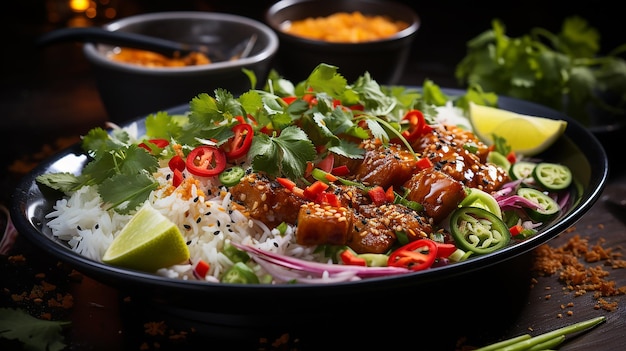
[83,11,279,75]
[264,0,420,46]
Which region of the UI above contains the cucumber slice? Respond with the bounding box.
[532,162,572,191]
[509,161,537,180]
[517,188,560,222]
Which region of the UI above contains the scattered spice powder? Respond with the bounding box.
[532,229,626,312]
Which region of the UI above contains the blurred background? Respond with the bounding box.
[1,0,622,188]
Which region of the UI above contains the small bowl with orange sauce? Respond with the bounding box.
[265,0,420,84]
[83,12,279,123]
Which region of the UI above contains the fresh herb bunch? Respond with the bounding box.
[455,16,626,126]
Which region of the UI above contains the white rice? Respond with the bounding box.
[45,163,323,283]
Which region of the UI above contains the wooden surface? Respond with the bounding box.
[2,3,625,351]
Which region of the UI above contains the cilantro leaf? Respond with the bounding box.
[35,172,81,194]
[81,127,124,159]
[100,173,158,213]
[249,134,279,176]
[351,73,398,116]
[188,91,244,126]
[78,151,118,185]
[145,111,184,140]
[120,145,159,175]
[238,90,264,116]
[328,138,365,159]
[456,16,626,125]
[0,308,70,351]
[38,134,160,213]
[364,118,389,143]
[306,64,348,97]
[249,126,316,179]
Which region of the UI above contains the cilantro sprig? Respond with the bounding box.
[36,127,159,214]
[455,16,626,125]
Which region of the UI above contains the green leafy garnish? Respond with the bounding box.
[456,16,626,125]
[0,308,70,351]
[36,62,499,213]
[249,126,316,179]
[36,129,160,214]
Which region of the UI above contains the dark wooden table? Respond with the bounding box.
[2,3,625,351]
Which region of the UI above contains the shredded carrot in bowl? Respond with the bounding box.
[282,11,408,43]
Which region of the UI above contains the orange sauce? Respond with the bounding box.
[283,11,408,43]
[108,47,211,67]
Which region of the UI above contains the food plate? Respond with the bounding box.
[9,89,608,341]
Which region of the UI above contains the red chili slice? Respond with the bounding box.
[186,145,226,177]
[387,238,438,271]
[138,138,169,153]
[168,155,186,172]
[434,242,457,258]
[194,260,210,278]
[400,110,432,142]
[223,123,253,161]
[282,96,298,105]
[172,168,184,187]
[340,249,367,266]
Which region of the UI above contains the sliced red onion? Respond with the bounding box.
[231,242,411,282]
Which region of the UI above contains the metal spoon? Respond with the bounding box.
[36,27,255,61]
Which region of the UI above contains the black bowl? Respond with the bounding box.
[83,11,279,124]
[264,0,420,84]
[9,90,608,349]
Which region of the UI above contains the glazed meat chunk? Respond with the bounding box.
[413,124,510,193]
[403,168,466,224]
[296,202,353,246]
[296,185,434,254]
[352,139,419,189]
[230,172,308,227]
[347,211,396,254]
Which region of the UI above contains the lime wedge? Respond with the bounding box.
[102,203,190,272]
[469,103,567,156]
